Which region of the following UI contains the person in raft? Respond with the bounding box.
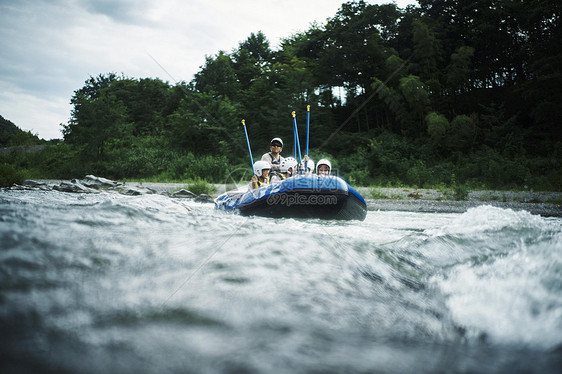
[261,138,285,175]
[275,157,298,182]
[316,159,332,176]
[298,155,315,175]
[249,160,271,190]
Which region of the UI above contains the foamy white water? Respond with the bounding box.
[1,191,561,373]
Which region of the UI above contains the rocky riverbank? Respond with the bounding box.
[4,176,561,217]
[6,176,215,203]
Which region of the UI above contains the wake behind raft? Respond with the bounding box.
[214,175,367,221]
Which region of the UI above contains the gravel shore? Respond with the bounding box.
[357,187,562,217]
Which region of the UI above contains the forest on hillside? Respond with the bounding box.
[0,115,43,147]
[2,0,561,190]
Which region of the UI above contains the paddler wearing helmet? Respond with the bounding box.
[261,138,285,173]
[249,160,271,190]
[297,155,314,175]
[279,157,298,179]
[316,159,332,176]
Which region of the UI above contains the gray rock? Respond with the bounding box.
[117,186,155,196]
[194,194,214,203]
[22,180,53,191]
[23,180,48,188]
[82,175,122,189]
[54,180,98,193]
[9,184,29,190]
[171,189,197,198]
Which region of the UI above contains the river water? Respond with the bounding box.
[1,190,561,373]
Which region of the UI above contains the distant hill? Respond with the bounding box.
[0,115,43,146]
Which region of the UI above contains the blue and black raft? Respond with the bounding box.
[214,175,367,221]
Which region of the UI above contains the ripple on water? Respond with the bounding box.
[1,191,561,373]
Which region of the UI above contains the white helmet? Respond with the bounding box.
[270,137,283,147]
[316,159,332,173]
[280,157,298,173]
[253,160,271,176]
[301,159,314,173]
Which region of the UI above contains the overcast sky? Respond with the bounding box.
[0,0,417,140]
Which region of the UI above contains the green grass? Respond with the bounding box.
[187,179,216,195]
[452,185,469,201]
[0,163,25,187]
[370,189,389,199]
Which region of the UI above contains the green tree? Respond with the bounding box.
[63,74,132,162]
[411,19,441,81]
[372,75,430,135]
[411,19,442,101]
[426,111,449,142]
[315,1,400,92]
[194,51,240,99]
[384,54,407,87]
[64,88,131,161]
[232,31,273,92]
[447,114,478,152]
[399,75,430,127]
[167,90,242,156]
[446,45,474,94]
[43,1,560,189]
[0,115,43,146]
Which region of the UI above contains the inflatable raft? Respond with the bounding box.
[214,175,367,221]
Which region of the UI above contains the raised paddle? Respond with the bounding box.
[292,111,303,167]
[241,119,254,175]
[305,105,310,173]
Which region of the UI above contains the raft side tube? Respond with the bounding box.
[214,175,367,220]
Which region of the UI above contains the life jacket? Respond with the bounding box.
[269,152,281,166]
[253,176,270,189]
[262,153,284,171]
[269,170,284,180]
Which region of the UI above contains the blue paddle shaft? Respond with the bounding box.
[306,105,310,156]
[292,115,302,165]
[242,120,254,174]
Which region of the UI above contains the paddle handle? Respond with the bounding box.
[242,119,254,174]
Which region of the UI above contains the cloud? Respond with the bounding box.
[82,0,154,24]
[0,80,70,138]
[0,0,417,140]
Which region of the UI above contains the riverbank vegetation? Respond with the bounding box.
[1,0,560,191]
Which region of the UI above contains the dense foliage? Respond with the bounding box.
[2,0,561,189]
